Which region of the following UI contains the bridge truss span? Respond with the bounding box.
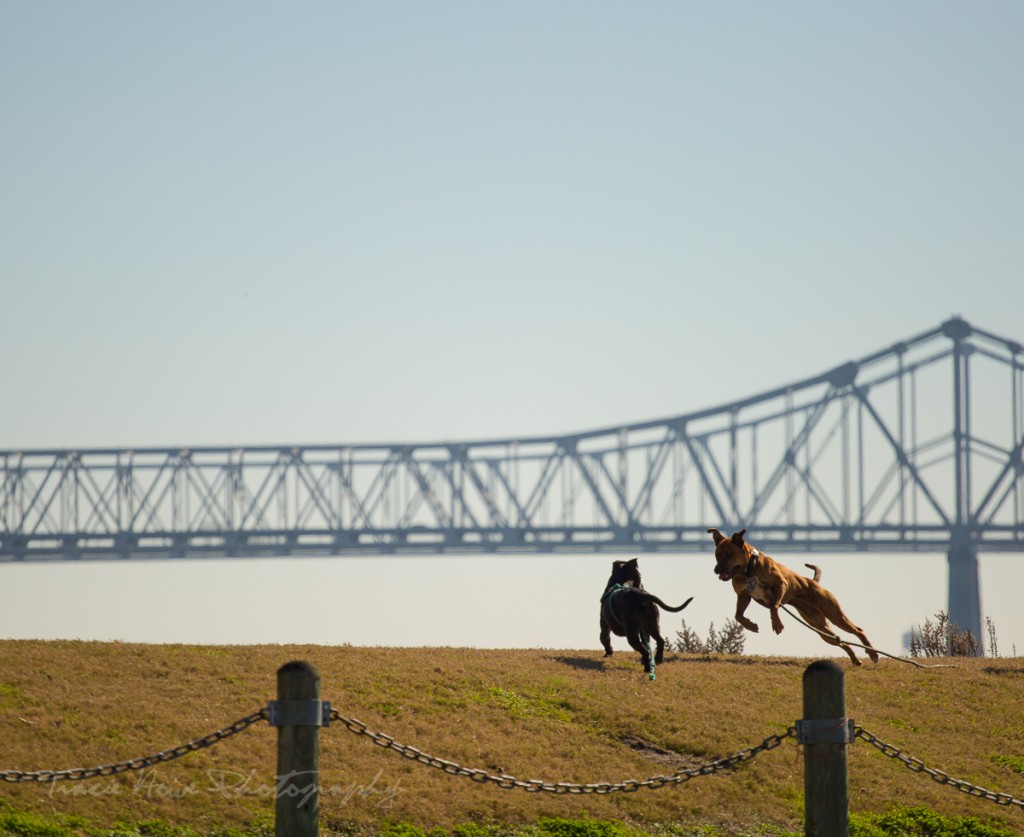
[3,317,1023,564]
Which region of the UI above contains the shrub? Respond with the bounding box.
[379,824,428,837]
[908,611,987,657]
[851,804,1018,836]
[674,619,746,655]
[0,809,70,837]
[451,825,500,837]
[986,616,999,658]
[533,818,632,837]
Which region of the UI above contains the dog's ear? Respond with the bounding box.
[707,527,725,545]
[612,560,625,569]
[731,528,747,546]
[625,558,639,568]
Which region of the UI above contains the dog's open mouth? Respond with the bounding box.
[716,566,737,582]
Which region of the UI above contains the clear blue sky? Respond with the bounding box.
[2,3,1022,659]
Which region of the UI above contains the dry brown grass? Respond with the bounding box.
[2,641,1024,835]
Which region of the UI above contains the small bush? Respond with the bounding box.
[451,825,501,837]
[986,616,999,658]
[851,804,1019,836]
[908,611,986,657]
[533,818,632,837]
[379,824,428,837]
[674,619,746,655]
[0,809,70,837]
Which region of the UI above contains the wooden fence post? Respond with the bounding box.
[273,661,323,837]
[801,659,851,837]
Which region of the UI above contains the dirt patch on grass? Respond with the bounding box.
[619,734,708,771]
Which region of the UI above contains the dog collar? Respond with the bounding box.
[746,548,761,575]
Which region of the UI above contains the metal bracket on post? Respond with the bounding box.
[797,717,854,744]
[267,699,331,728]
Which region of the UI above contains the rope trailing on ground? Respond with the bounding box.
[780,604,957,669]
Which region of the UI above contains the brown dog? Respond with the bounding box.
[707,528,878,665]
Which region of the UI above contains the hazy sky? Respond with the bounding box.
[2,3,1023,659]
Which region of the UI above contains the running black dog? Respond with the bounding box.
[599,558,693,677]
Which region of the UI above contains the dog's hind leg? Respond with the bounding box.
[795,606,862,666]
[651,622,667,665]
[828,611,879,663]
[625,629,653,673]
[817,596,880,663]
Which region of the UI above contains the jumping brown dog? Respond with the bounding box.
[707,527,878,665]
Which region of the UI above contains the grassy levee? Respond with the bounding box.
[2,641,1024,835]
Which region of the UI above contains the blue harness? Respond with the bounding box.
[600,583,629,632]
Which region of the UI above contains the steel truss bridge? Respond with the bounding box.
[3,317,1024,638]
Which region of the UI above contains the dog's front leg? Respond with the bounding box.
[734,592,759,633]
[768,582,788,634]
[600,617,614,657]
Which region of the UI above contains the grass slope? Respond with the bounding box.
[1,641,1023,835]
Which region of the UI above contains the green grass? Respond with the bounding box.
[1,799,1019,836]
[992,755,1024,777]
[479,687,575,723]
[0,683,32,710]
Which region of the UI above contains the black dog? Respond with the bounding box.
[599,558,692,678]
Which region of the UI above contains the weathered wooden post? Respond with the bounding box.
[271,661,326,837]
[800,660,852,837]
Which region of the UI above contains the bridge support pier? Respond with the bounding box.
[947,529,982,651]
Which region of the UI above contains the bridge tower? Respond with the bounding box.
[947,526,981,645]
[945,316,982,644]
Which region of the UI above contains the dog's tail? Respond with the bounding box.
[645,594,694,613]
[805,563,822,582]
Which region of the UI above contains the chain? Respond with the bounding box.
[329,709,795,794]
[14,705,1020,813]
[855,727,1024,809]
[0,708,267,784]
